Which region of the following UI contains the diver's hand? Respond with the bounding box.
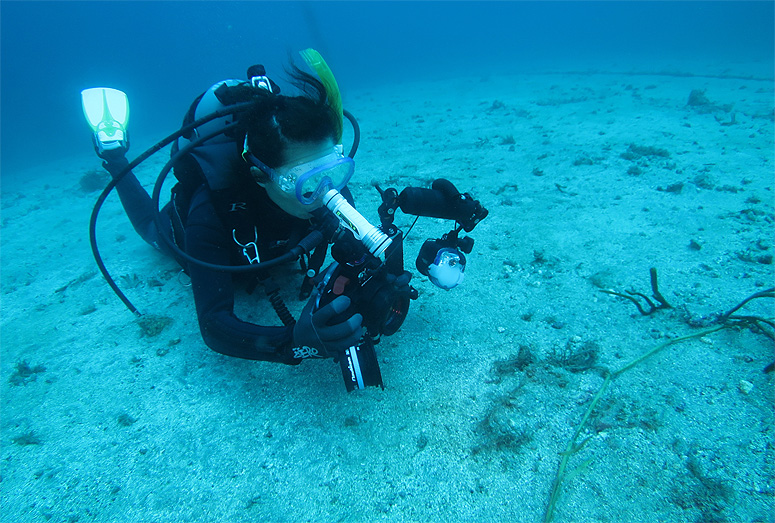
[293,295,363,359]
[92,132,129,159]
[94,143,128,180]
[92,133,130,179]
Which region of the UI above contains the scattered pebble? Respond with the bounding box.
[738,380,754,395]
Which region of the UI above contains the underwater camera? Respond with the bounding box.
[316,179,488,391]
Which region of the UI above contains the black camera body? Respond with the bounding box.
[319,228,415,336]
[315,228,417,392]
[316,179,488,391]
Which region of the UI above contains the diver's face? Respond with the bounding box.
[250,139,334,219]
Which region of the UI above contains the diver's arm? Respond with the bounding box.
[184,186,301,364]
[102,155,161,249]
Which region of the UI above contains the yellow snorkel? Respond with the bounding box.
[300,48,343,144]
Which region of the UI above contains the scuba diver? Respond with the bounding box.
[88,56,371,365]
[84,49,487,390]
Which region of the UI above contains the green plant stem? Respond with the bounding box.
[613,325,727,377]
[544,324,729,523]
[545,373,612,523]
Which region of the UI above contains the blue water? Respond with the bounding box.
[2,3,774,522]
[1,1,772,179]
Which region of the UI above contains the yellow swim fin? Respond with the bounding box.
[81,87,129,140]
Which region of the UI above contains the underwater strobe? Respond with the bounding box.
[314,180,488,392]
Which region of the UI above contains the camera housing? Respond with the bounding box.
[316,179,488,391]
[315,228,416,391]
[317,230,416,337]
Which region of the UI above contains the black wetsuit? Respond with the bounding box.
[109,156,337,365]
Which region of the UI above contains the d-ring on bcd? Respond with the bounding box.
[232,227,260,265]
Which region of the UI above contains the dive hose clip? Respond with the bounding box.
[233,227,260,265]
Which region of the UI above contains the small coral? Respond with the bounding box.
[79,169,110,193]
[550,339,600,373]
[687,89,711,107]
[472,397,533,455]
[573,156,595,166]
[490,346,536,383]
[487,100,506,112]
[622,143,670,159]
[12,430,42,446]
[117,413,137,427]
[9,360,46,386]
[136,314,173,338]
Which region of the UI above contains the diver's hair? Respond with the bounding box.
[239,65,338,168]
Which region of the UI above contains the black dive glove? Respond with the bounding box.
[292,295,363,360]
[92,133,129,179]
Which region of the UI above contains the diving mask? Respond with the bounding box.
[243,137,354,205]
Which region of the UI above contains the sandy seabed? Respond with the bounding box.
[2,62,774,522]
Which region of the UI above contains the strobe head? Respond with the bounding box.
[429,248,466,289]
[416,237,468,290]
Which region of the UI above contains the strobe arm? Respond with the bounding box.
[391,179,488,232]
